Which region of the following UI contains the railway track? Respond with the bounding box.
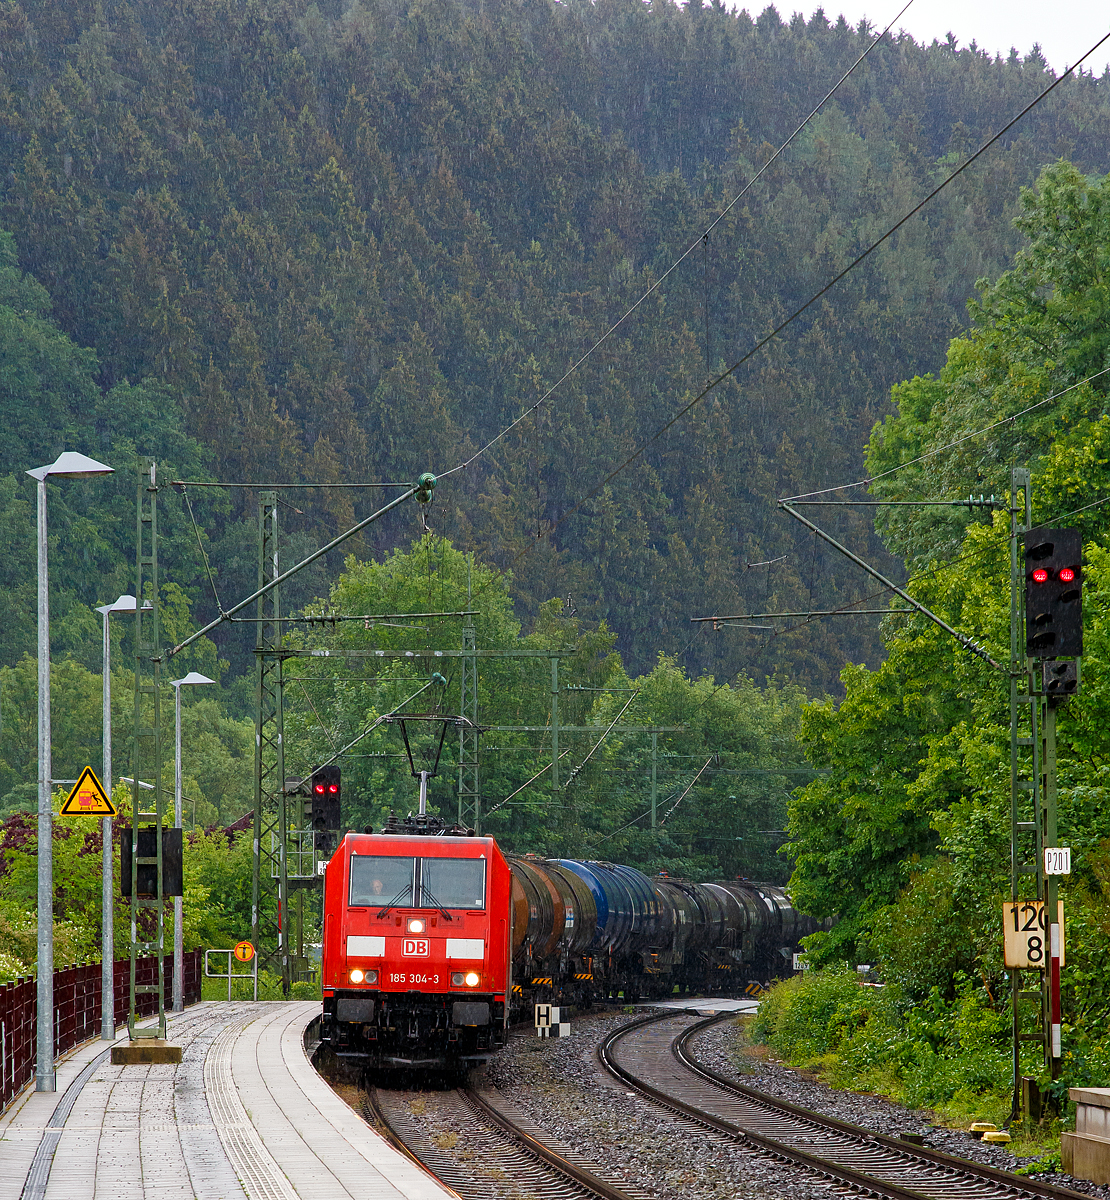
[366,1082,655,1200]
[600,1010,1091,1200]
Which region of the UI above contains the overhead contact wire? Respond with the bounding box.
[182,484,225,614]
[538,28,1110,543]
[438,0,915,481]
[781,365,1110,503]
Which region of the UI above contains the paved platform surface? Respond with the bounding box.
[635,996,760,1014]
[0,1001,451,1200]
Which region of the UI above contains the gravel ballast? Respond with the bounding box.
[484,1009,873,1200]
[480,1007,1110,1200]
[689,1014,1110,1199]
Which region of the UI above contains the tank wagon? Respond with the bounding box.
[320,816,820,1069]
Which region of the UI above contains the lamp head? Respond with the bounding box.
[27,452,114,481]
[170,672,216,689]
[96,594,138,616]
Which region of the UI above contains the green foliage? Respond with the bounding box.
[0,217,218,677]
[201,969,291,1003]
[284,535,808,879]
[867,162,1110,568]
[868,860,980,1000]
[753,969,1020,1113]
[750,967,875,1062]
[181,829,256,951]
[1016,1152,1062,1177]
[291,978,322,1001]
[782,160,1110,1114]
[0,638,248,820]
[0,788,255,981]
[5,6,1110,695]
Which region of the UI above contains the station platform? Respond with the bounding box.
[0,1001,451,1200]
[635,996,760,1015]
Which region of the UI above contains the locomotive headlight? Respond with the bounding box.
[349,968,365,983]
[407,917,426,934]
[364,969,379,984]
[464,971,480,987]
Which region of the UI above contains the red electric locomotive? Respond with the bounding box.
[320,821,512,1067]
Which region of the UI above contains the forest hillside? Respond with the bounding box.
[3,0,1110,695]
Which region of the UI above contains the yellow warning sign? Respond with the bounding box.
[233,941,255,963]
[60,766,116,816]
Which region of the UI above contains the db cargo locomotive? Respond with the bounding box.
[319,815,819,1069]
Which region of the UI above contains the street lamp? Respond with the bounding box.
[27,451,114,1091]
[169,671,214,1012]
[95,595,150,1041]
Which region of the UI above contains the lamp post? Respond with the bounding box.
[169,671,214,1012]
[27,452,114,1092]
[95,595,149,1040]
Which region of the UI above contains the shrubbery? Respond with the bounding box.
[752,968,1030,1120]
[0,793,257,983]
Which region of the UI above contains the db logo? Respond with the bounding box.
[402,938,429,957]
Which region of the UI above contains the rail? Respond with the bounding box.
[673,1016,1088,1200]
[600,1010,1092,1200]
[365,1082,651,1200]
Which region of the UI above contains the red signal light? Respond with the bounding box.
[328,783,339,793]
[1060,567,1075,582]
[1032,568,1048,583]
[314,783,325,794]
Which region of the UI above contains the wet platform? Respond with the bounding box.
[0,1001,451,1200]
[635,996,760,1015]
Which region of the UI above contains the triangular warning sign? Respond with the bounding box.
[60,766,117,816]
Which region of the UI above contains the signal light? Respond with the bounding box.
[309,764,341,830]
[1044,660,1079,704]
[1024,528,1082,658]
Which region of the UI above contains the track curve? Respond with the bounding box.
[600,1010,1089,1200]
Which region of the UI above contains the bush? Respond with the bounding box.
[752,967,879,1063]
[868,860,982,1000]
[752,968,1025,1115]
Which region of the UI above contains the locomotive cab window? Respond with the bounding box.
[421,857,486,910]
[350,855,415,906]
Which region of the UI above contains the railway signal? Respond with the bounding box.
[310,765,342,831]
[1024,527,1082,658]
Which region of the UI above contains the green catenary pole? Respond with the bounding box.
[130,458,166,1040]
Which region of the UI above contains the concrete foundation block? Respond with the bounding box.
[1064,1088,1110,1186]
[111,1039,183,1065]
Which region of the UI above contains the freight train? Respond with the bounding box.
[318,814,820,1069]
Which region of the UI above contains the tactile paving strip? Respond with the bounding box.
[204,1016,299,1200]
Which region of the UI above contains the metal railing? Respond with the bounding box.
[205,949,259,1001]
[0,950,201,1114]
[271,828,319,879]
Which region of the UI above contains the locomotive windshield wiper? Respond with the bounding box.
[376,885,414,919]
[419,884,453,922]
